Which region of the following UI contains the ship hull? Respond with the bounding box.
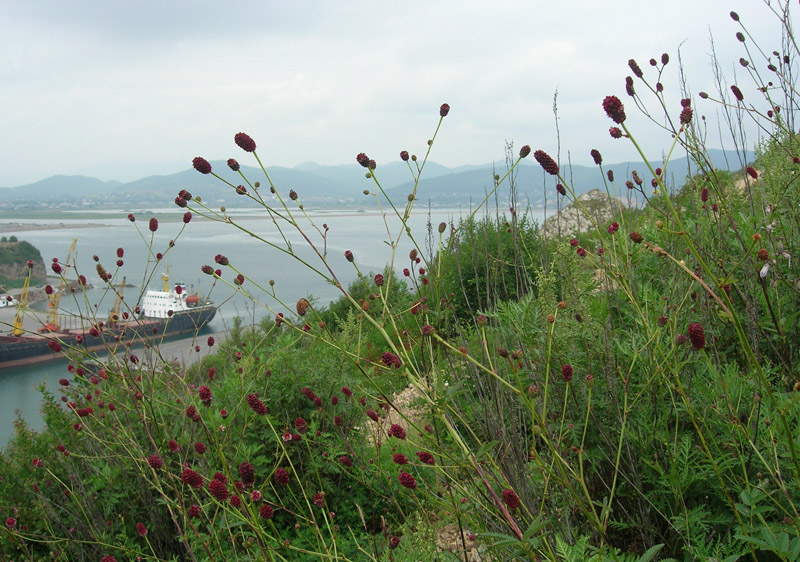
[0,306,217,370]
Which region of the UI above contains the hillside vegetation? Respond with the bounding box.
[2,4,799,562]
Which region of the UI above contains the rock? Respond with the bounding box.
[540,188,625,237]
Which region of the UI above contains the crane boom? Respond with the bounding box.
[39,238,77,333]
[12,263,32,336]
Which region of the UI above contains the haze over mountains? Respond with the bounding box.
[0,149,754,210]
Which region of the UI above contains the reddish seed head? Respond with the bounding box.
[502,488,520,509]
[533,150,559,175]
[590,149,602,165]
[209,479,229,501]
[609,127,623,139]
[227,158,240,171]
[561,364,573,382]
[687,322,706,350]
[680,107,693,125]
[259,504,274,519]
[416,451,435,465]
[701,188,709,202]
[339,455,353,467]
[6,517,16,529]
[149,217,158,232]
[274,468,290,486]
[576,247,587,257]
[214,254,229,266]
[234,132,256,152]
[366,409,379,422]
[629,232,644,244]
[194,442,206,454]
[398,471,417,489]
[183,211,192,224]
[239,462,255,486]
[625,76,635,96]
[48,340,62,352]
[519,145,531,158]
[341,386,353,397]
[393,453,409,465]
[148,454,163,469]
[746,167,758,179]
[356,153,370,167]
[602,95,626,124]
[246,394,268,415]
[188,505,201,518]
[345,250,354,262]
[198,385,211,403]
[128,213,135,222]
[628,59,643,78]
[136,522,147,537]
[400,150,409,161]
[661,52,669,65]
[731,85,744,101]
[374,273,384,286]
[439,103,450,117]
[422,324,435,336]
[181,468,204,488]
[192,157,212,174]
[381,352,401,369]
[388,424,407,439]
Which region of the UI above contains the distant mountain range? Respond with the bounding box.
[0,149,754,209]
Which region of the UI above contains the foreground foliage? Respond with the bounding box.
[2,3,800,561]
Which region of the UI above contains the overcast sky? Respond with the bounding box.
[0,1,789,187]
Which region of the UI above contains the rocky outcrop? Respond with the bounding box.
[0,240,46,287]
[540,188,625,237]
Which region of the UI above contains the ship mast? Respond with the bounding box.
[162,265,170,292]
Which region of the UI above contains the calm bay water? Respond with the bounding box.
[0,205,547,447]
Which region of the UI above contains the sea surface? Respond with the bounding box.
[0,205,549,448]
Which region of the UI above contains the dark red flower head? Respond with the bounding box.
[356,153,370,168]
[603,95,626,124]
[209,479,229,501]
[416,451,435,465]
[148,454,163,469]
[519,145,531,158]
[239,462,255,486]
[246,394,268,415]
[192,157,212,174]
[628,59,643,78]
[259,504,274,519]
[502,488,520,509]
[439,103,450,117]
[687,322,706,350]
[181,468,204,488]
[731,85,744,101]
[183,211,192,224]
[609,127,623,139]
[561,364,573,382]
[136,522,147,537]
[398,471,417,489]
[227,158,240,171]
[149,217,158,232]
[534,150,559,176]
[400,150,409,161]
[746,167,758,179]
[235,132,256,152]
[590,149,602,165]
[388,423,406,439]
[274,468,290,486]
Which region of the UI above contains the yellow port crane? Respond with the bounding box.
[12,263,32,336]
[39,238,77,333]
[109,276,126,323]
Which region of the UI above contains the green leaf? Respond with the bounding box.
[635,543,664,562]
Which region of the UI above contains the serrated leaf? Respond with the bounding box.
[635,543,664,562]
